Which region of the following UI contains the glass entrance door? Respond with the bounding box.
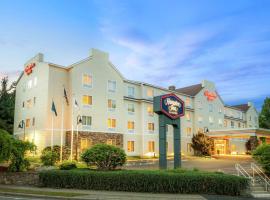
[214,140,226,155]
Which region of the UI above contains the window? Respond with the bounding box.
[82,116,92,126]
[238,122,241,128]
[218,119,222,125]
[82,95,92,105]
[197,100,202,109]
[128,86,135,97]
[186,127,192,137]
[186,113,191,121]
[219,108,222,113]
[22,101,25,108]
[147,105,154,116]
[209,104,213,112]
[185,98,191,107]
[108,80,116,92]
[231,121,235,128]
[148,141,155,152]
[33,97,36,105]
[127,141,134,152]
[32,117,35,126]
[33,77,37,87]
[198,116,203,123]
[26,99,32,108]
[80,138,92,152]
[26,119,31,128]
[107,139,116,146]
[127,121,135,130]
[27,80,32,89]
[209,116,214,124]
[224,120,227,127]
[108,118,116,128]
[128,103,135,113]
[108,99,116,109]
[148,123,154,132]
[82,74,92,87]
[147,88,154,97]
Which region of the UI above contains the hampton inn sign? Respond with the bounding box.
[154,93,185,169]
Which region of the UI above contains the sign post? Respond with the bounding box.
[154,93,184,169]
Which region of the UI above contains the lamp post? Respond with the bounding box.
[18,120,26,140]
[76,115,82,161]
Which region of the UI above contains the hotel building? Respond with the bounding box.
[14,49,270,156]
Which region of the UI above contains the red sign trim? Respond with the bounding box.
[24,63,36,75]
[160,93,185,119]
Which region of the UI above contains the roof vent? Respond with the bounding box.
[168,85,176,91]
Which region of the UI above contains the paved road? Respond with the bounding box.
[0,195,46,200]
[125,156,254,174]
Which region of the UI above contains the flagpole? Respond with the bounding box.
[60,95,64,162]
[70,95,74,161]
[51,109,54,149]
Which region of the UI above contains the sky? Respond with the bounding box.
[0,0,270,110]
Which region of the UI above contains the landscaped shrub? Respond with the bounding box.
[8,139,36,172]
[81,144,126,170]
[40,151,58,166]
[252,144,270,175]
[42,145,70,161]
[0,129,13,163]
[59,161,77,170]
[191,132,214,156]
[39,169,249,196]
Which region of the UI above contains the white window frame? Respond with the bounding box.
[82,73,93,88]
[127,86,135,97]
[108,80,116,92]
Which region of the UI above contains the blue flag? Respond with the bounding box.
[51,101,57,116]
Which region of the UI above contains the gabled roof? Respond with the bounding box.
[175,84,203,96]
[230,104,250,112]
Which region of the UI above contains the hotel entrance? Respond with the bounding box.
[214,139,227,155]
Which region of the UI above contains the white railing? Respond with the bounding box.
[251,163,270,191]
[235,163,253,180]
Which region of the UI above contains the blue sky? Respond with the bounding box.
[0,0,270,110]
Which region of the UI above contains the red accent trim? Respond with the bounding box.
[160,93,185,119]
[204,90,217,101]
[24,63,36,75]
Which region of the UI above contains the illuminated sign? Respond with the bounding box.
[204,90,217,101]
[24,63,35,75]
[160,93,185,119]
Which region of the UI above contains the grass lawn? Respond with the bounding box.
[0,187,87,197]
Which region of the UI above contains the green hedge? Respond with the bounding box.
[39,169,248,196]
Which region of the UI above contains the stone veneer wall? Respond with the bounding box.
[0,172,39,186]
[66,131,123,157]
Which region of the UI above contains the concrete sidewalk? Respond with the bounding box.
[0,184,260,200]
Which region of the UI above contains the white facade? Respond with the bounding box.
[14,49,261,156]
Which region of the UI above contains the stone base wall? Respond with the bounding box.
[66,131,123,158]
[0,172,39,186]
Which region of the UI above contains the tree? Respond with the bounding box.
[246,136,259,154]
[0,77,16,134]
[191,132,214,156]
[259,97,270,129]
[252,144,270,175]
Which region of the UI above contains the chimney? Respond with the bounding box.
[168,85,176,91]
[248,102,253,107]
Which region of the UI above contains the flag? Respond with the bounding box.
[74,99,79,108]
[51,101,57,116]
[64,88,69,105]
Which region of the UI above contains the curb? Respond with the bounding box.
[0,191,97,200]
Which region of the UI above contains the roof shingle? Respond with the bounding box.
[175,84,202,96]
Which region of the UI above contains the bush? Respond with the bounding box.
[39,169,249,196]
[59,161,77,170]
[40,151,58,166]
[42,145,70,161]
[191,132,214,156]
[252,144,270,175]
[8,140,36,172]
[81,144,126,170]
[0,129,13,163]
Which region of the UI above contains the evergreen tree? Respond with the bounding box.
[0,77,16,134]
[259,97,270,129]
